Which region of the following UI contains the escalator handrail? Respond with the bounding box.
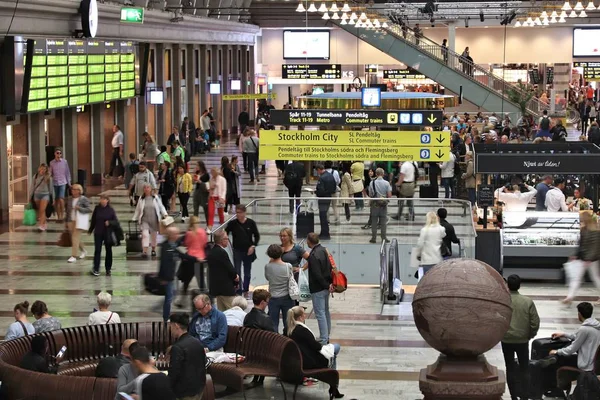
[387,239,397,300]
[379,240,389,298]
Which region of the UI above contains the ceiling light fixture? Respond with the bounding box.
[550,10,558,17]
[295,2,305,12]
[542,18,549,25]
[559,15,567,21]
[331,11,339,19]
[382,21,388,28]
[322,11,330,19]
[318,3,327,12]
[574,1,584,9]
[359,12,367,20]
[540,10,548,18]
[534,16,542,25]
[341,19,347,25]
[341,12,348,19]
[341,3,351,12]
[307,2,317,11]
[562,1,572,10]
[526,16,534,25]
[550,16,557,22]
[350,12,357,19]
[330,3,339,12]
[515,20,521,27]
[580,9,588,16]
[349,18,355,25]
[569,10,578,16]
[586,0,596,9]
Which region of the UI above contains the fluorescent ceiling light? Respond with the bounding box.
[295,2,305,12]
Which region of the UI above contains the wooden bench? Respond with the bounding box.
[0,322,214,400]
[208,326,338,400]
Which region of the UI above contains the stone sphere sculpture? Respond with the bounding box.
[413,259,512,357]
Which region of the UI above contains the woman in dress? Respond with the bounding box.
[31,300,61,333]
[64,184,92,264]
[133,184,168,257]
[414,211,446,276]
[5,301,35,340]
[193,161,210,223]
[30,163,53,231]
[175,164,193,222]
[207,167,227,233]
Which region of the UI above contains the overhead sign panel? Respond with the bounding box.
[383,69,426,80]
[269,109,442,127]
[282,64,342,79]
[260,130,450,147]
[260,145,449,162]
[222,93,276,100]
[475,153,600,174]
[574,62,600,80]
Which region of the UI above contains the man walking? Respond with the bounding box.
[392,161,417,222]
[501,275,540,400]
[159,227,180,322]
[238,107,250,134]
[49,147,71,221]
[283,161,306,214]
[367,168,392,244]
[107,125,124,178]
[315,164,337,240]
[535,175,553,211]
[225,205,260,296]
[306,232,333,344]
[168,313,206,400]
[324,161,341,225]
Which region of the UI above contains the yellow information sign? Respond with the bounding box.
[260,130,451,147]
[259,145,450,162]
[222,93,277,100]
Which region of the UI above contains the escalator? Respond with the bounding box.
[380,238,404,304]
[334,19,546,117]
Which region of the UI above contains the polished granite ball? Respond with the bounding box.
[412,259,512,357]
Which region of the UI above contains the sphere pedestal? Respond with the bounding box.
[419,355,506,399]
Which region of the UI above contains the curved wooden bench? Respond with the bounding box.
[0,322,214,400]
[208,326,339,399]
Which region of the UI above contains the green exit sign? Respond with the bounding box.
[120,7,144,23]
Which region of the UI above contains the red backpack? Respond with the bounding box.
[327,250,347,293]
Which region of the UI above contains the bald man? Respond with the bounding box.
[95,338,138,378]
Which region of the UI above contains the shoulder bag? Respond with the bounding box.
[17,321,30,336]
[105,312,114,324]
[288,263,300,301]
[29,174,44,210]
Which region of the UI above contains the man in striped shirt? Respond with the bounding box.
[49,147,71,221]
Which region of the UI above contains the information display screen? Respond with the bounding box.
[282,64,341,79]
[574,62,600,80]
[383,69,425,80]
[23,39,139,113]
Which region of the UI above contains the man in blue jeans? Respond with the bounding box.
[225,205,260,295]
[159,227,180,322]
[306,232,333,344]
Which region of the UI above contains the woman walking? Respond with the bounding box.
[265,244,295,333]
[65,184,92,263]
[175,164,193,222]
[88,194,117,276]
[414,211,446,277]
[193,161,210,223]
[175,216,208,308]
[223,156,242,214]
[340,162,353,224]
[158,161,175,212]
[133,184,168,258]
[207,167,227,233]
[562,212,600,304]
[30,163,53,231]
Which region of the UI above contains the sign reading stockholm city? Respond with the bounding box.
[269,109,442,127]
[259,130,450,162]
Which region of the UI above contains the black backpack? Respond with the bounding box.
[572,371,600,400]
[129,162,140,176]
[284,165,298,185]
[540,116,551,130]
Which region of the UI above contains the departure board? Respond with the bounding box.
[23,39,138,113]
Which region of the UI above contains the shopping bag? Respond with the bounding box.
[23,205,37,226]
[57,230,72,247]
[298,268,311,302]
[564,260,585,285]
[159,216,174,235]
[410,247,420,269]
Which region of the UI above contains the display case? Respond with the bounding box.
[501,211,580,280]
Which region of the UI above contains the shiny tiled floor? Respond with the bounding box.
[0,135,593,399]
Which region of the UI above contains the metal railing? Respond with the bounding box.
[341,13,547,118]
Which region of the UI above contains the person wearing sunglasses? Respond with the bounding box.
[49,147,71,222]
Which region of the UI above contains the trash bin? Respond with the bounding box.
[77,169,86,190]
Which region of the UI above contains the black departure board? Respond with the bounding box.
[24,38,138,113]
[383,69,426,80]
[574,62,600,80]
[282,64,341,79]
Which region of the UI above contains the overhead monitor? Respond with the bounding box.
[209,82,221,95]
[149,89,163,105]
[283,30,330,60]
[573,28,600,57]
[361,87,381,107]
[230,79,241,90]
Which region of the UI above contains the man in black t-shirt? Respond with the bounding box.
[315,164,337,240]
[225,205,260,295]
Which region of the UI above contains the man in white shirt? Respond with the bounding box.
[495,184,537,212]
[324,161,341,224]
[545,178,569,212]
[392,161,417,221]
[108,125,124,178]
[439,152,456,199]
[488,113,499,126]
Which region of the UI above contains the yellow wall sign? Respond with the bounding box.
[259,145,450,162]
[260,130,451,147]
[222,93,277,100]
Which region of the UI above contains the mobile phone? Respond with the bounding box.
[56,345,67,358]
[118,393,135,400]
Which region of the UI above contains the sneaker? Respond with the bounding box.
[391,215,400,221]
[67,256,77,263]
[369,238,377,243]
[38,225,47,232]
[151,250,157,257]
[106,271,112,277]
[90,270,100,276]
[361,224,371,230]
[79,250,87,259]
[206,227,212,234]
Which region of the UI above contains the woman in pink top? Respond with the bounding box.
[176,216,208,308]
[207,167,227,232]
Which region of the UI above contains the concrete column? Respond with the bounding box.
[155,43,165,145]
[231,46,240,133]
[91,103,105,175]
[186,44,196,125]
[240,45,249,119]
[210,45,221,134]
[28,113,45,172]
[173,44,182,129]
[0,118,10,222]
[62,108,79,184]
[448,23,456,53]
[199,45,208,115]
[115,101,127,156]
[248,46,255,121]
[137,94,147,135]
[222,45,231,134]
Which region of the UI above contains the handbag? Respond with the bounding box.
[23,204,37,226]
[327,250,347,293]
[351,179,363,194]
[440,241,451,258]
[57,230,72,247]
[45,196,54,219]
[288,264,300,301]
[319,343,335,361]
[160,216,174,235]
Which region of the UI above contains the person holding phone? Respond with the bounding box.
[20,336,62,374]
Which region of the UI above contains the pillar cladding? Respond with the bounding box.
[0,119,9,222]
[186,44,195,125]
[29,113,45,171]
[172,44,182,130]
[155,43,165,145]
[91,103,105,175]
[199,45,208,115]
[62,108,78,185]
[210,45,221,134]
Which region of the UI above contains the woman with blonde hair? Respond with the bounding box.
[562,211,600,304]
[414,211,446,276]
[287,306,344,398]
[64,183,92,263]
[133,184,168,258]
[207,167,227,232]
[280,227,309,275]
[30,163,53,231]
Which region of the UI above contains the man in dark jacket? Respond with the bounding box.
[588,121,600,145]
[306,232,333,344]
[95,338,137,378]
[168,313,206,399]
[238,107,250,134]
[437,208,460,257]
[225,205,260,295]
[315,164,337,240]
[283,161,306,214]
[243,289,274,332]
[207,230,239,311]
[159,227,180,322]
[20,336,61,374]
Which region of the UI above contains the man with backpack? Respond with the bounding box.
[537,110,552,140]
[315,164,337,240]
[392,161,418,222]
[368,168,392,244]
[283,161,306,214]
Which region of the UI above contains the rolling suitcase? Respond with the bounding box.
[143,273,166,295]
[419,184,437,199]
[126,221,143,254]
[296,210,315,239]
[529,337,572,399]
